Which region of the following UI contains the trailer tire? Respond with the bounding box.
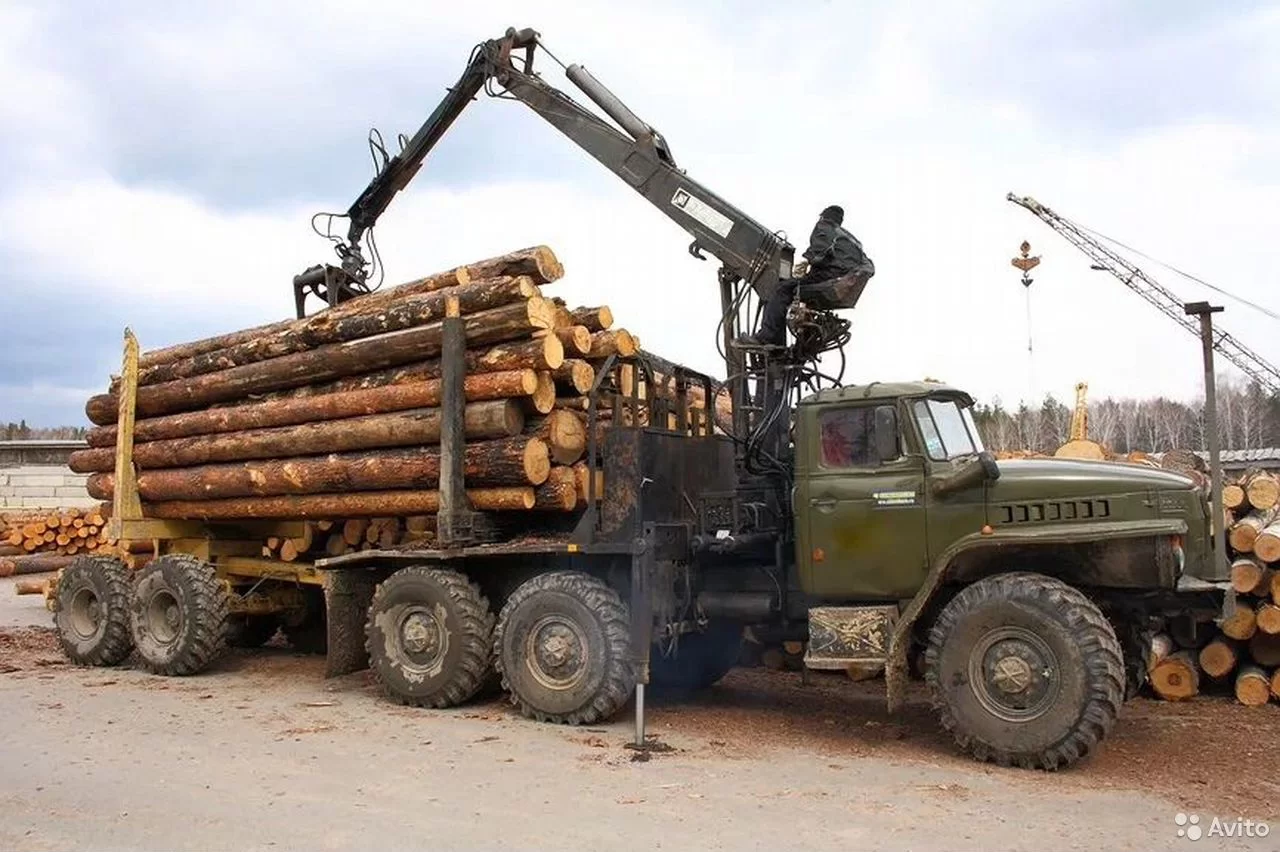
[282,586,327,654]
[130,555,228,676]
[924,572,1123,770]
[226,615,279,649]
[365,566,494,708]
[650,620,743,693]
[495,571,632,725]
[53,555,134,667]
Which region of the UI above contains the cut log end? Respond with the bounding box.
[1149,651,1200,701]
[1197,638,1237,679]
[1235,665,1271,707]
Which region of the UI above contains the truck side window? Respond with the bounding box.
[913,400,946,459]
[819,407,876,468]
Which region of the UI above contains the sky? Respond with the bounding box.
[1,0,1278,426]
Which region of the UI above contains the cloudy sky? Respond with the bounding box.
[1,0,1277,426]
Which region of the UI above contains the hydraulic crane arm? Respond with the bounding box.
[301,27,793,312]
[1008,193,1280,396]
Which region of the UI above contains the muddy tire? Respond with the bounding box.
[494,571,632,724]
[650,620,743,693]
[130,555,228,676]
[365,565,494,708]
[226,615,279,648]
[924,572,1124,770]
[53,555,134,666]
[282,586,327,654]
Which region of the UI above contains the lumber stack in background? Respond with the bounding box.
[70,245,726,560]
[1,508,111,557]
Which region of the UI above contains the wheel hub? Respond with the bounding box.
[969,627,1059,722]
[145,590,182,644]
[395,605,449,673]
[526,616,588,691]
[401,611,442,656]
[69,587,101,639]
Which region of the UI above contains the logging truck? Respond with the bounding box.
[50,27,1233,770]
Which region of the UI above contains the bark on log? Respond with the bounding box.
[1248,632,1280,666]
[1198,638,1238,679]
[461,245,562,285]
[136,276,540,387]
[1234,665,1271,706]
[1147,633,1176,672]
[1222,601,1258,641]
[73,401,523,472]
[0,554,75,577]
[572,461,604,509]
[1228,509,1278,554]
[553,359,595,395]
[1256,602,1280,635]
[141,488,535,519]
[586,330,636,359]
[1246,471,1280,510]
[532,467,577,511]
[1149,650,1199,700]
[1231,558,1270,595]
[1253,522,1280,564]
[525,411,586,466]
[88,371,537,448]
[569,306,613,332]
[86,299,555,424]
[0,544,21,557]
[87,439,551,501]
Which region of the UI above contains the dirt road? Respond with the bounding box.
[1,574,1276,851]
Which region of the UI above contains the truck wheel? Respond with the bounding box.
[130,555,229,676]
[924,572,1123,770]
[495,571,633,724]
[365,566,494,708]
[649,620,743,693]
[53,555,134,666]
[226,615,279,648]
[282,586,327,654]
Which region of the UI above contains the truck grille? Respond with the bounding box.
[998,499,1111,525]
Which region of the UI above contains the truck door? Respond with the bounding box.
[795,402,929,599]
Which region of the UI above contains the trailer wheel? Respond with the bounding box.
[226,615,279,649]
[649,620,743,693]
[282,586,327,654]
[495,571,633,724]
[53,555,134,666]
[365,566,495,708]
[130,555,228,676]
[924,572,1124,770]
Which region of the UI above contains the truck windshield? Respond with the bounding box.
[913,399,984,461]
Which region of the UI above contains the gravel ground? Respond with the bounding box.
[1,573,1276,851]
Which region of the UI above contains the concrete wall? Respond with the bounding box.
[0,466,97,509]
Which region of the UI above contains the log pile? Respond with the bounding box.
[71,245,717,550]
[1147,469,1280,706]
[1,508,111,557]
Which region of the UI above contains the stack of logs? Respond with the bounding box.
[1148,470,1280,706]
[69,245,721,548]
[1,508,113,583]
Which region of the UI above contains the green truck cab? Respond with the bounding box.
[786,380,1221,769]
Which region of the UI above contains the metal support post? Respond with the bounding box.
[1185,301,1229,581]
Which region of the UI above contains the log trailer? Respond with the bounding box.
[54,27,1233,770]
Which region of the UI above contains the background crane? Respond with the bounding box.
[1007,193,1280,397]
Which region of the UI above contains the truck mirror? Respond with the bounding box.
[874,405,899,462]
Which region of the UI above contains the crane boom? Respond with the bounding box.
[1007,193,1280,396]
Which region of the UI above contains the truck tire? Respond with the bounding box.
[130,554,229,676]
[226,615,279,648]
[53,555,134,666]
[282,586,327,654]
[365,566,494,708]
[495,571,633,724]
[924,572,1123,770]
[649,620,743,693]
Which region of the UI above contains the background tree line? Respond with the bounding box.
[973,377,1280,455]
[3,422,90,440]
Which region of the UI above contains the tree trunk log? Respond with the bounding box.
[141,488,535,519]
[1248,632,1280,666]
[532,467,577,511]
[1149,650,1199,700]
[1198,638,1238,679]
[528,372,556,415]
[280,539,302,562]
[14,578,49,595]
[552,359,595,395]
[1271,669,1280,702]
[461,245,562,285]
[86,438,551,501]
[1234,665,1271,706]
[525,411,586,466]
[1146,633,1175,671]
[572,461,604,510]
[1223,482,1247,511]
[0,554,75,577]
[88,371,537,448]
[544,325,592,357]
[1246,471,1280,510]
[586,330,636,359]
[343,519,369,546]
[1231,558,1270,595]
[1253,522,1280,564]
[325,532,350,557]
[1228,509,1278,554]
[136,276,540,387]
[1222,601,1258,641]
[86,299,554,424]
[568,306,613,332]
[72,401,523,472]
[1256,602,1280,635]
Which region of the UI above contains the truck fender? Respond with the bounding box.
[883,519,1189,713]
